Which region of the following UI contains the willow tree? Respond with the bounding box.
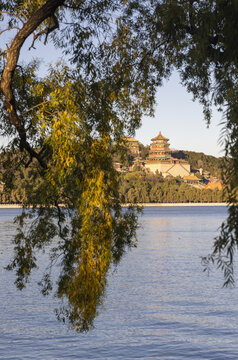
[1,0,238,331]
[0,0,160,332]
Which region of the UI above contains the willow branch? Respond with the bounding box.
[0,0,65,169]
[0,27,21,36]
[19,11,29,22]
[0,10,25,25]
[29,14,59,49]
[20,100,51,116]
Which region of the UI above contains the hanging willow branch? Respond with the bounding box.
[0,0,65,168]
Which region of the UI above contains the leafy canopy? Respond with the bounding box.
[0,0,150,332]
[1,0,238,330]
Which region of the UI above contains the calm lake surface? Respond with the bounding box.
[1,206,238,360]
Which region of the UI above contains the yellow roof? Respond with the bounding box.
[151,131,169,141]
[124,137,138,142]
[205,182,223,190]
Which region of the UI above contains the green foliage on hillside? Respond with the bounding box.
[0,145,225,205]
[119,170,225,204]
[139,143,150,160]
[172,151,224,178]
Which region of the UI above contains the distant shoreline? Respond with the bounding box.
[0,204,23,208]
[0,202,228,209]
[121,202,228,207]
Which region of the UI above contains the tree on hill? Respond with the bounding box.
[139,143,150,160]
[119,170,226,204]
[0,0,238,330]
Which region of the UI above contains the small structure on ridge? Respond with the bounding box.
[124,137,140,157]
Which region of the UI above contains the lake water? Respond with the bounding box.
[1,206,238,359]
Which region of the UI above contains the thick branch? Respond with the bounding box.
[0,0,65,169]
[29,14,59,49]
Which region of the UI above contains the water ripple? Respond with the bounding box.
[1,207,238,359]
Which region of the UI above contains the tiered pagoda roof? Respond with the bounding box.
[151,132,169,141]
[147,131,172,162]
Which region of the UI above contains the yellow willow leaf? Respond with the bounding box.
[65,157,70,167]
[56,129,62,138]
[109,92,116,101]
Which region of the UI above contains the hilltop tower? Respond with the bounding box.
[145,131,191,177]
[148,131,172,161]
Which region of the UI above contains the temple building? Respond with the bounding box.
[124,137,140,156]
[145,131,190,177]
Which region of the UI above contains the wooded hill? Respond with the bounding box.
[117,145,226,203]
[119,170,226,204]
[0,147,225,204]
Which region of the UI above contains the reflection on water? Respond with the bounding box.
[1,206,238,359]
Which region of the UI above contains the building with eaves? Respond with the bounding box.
[144,132,191,178]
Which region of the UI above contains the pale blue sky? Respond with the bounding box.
[1,30,224,157]
[136,73,224,157]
